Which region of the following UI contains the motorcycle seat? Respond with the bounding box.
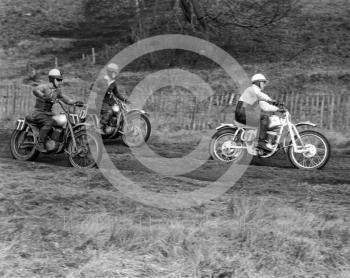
[233,120,256,129]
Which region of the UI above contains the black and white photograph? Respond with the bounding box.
[0,0,349,277]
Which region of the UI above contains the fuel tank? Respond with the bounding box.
[268,115,282,129]
[53,114,68,128]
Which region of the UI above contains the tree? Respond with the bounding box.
[202,0,298,29]
[179,0,208,31]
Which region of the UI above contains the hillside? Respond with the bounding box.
[0,0,349,67]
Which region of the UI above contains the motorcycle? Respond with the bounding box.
[88,95,151,147]
[10,100,102,168]
[209,104,331,170]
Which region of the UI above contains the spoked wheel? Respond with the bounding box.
[10,129,39,161]
[122,114,151,147]
[210,129,246,163]
[288,130,330,170]
[68,130,102,168]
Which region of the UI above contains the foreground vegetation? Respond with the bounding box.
[0,131,350,277]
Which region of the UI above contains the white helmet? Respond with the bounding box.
[48,69,63,80]
[106,63,119,73]
[251,73,267,83]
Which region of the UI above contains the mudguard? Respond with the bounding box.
[126,109,149,118]
[295,121,317,128]
[73,123,94,132]
[216,123,236,131]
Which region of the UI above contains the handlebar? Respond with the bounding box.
[56,99,86,114]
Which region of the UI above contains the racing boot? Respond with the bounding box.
[97,124,107,135]
[257,140,273,151]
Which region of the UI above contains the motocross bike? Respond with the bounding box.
[10,100,102,168]
[88,95,151,147]
[209,104,331,170]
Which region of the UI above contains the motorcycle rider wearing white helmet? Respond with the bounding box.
[235,73,283,150]
[100,63,129,134]
[31,69,84,152]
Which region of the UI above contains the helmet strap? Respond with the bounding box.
[51,79,58,88]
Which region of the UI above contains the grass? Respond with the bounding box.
[0,126,350,277]
[45,194,350,278]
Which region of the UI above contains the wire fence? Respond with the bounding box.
[0,82,349,131]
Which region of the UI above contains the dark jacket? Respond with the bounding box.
[102,80,128,110]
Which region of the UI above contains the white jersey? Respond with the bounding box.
[239,84,278,112]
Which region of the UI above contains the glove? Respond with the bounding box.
[271,100,280,106]
[75,100,85,107]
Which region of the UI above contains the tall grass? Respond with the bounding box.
[65,194,350,278]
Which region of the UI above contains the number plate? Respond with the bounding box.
[69,114,79,124]
[16,119,25,130]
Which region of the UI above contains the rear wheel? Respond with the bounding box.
[122,114,151,147]
[68,130,102,168]
[210,129,246,163]
[288,130,330,170]
[10,128,39,161]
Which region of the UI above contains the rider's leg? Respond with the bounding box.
[32,112,54,152]
[234,102,246,124]
[258,115,271,150]
[100,108,114,133]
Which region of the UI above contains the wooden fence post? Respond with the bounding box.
[346,96,350,130]
[12,83,17,115]
[320,95,325,128]
[329,95,335,130]
[5,84,9,116]
[336,94,341,130]
[92,48,96,65]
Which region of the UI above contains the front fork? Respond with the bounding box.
[67,123,79,154]
[285,123,307,153]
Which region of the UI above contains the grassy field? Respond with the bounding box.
[0,130,350,277]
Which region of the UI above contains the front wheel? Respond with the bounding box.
[68,130,102,168]
[288,130,330,170]
[122,114,151,147]
[209,129,246,163]
[10,128,39,161]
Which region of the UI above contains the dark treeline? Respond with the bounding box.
[0,0,348,64]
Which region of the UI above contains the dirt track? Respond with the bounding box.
[1,129,350,277]
[1,129,350,215]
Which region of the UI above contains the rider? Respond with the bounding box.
[100,63,129,133]
[235,73,283,151]
[31,69,84,153]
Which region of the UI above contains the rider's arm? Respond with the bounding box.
[111,82,128,102]
[58,91,76,105]
[259,101,279,112]
[32,86,47,99]
[255,89,273,102]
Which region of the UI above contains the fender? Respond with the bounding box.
[66,123,96,143]
[126,109,149,118]
[295,121,317,128]
[216,123,236,131]
[73,123,94,132]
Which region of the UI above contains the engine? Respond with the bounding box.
[45,140,59,152]
[50,127,64,142]
[266,131,278,148]
[45,128,64,151]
